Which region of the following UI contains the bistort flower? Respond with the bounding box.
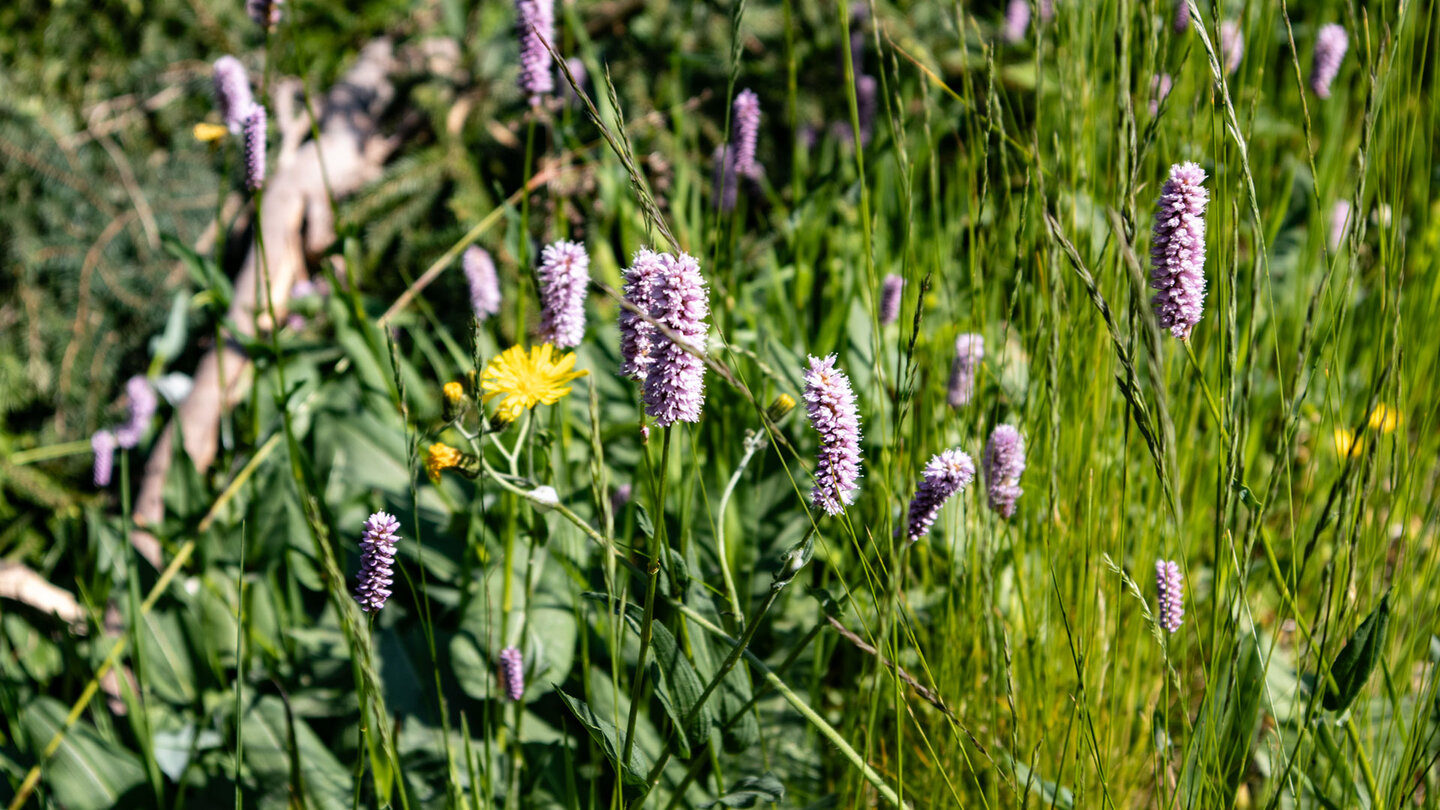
[536,240,589,348]
[115,376,157,449]
[1220,21,1243,75]
[879,274,904,327]
[92,430,117,488]
[804,354,863,515]
[242,104,267,192]
[904,448,975,543]
[1310,23,1348,98]
[732,89,762,178]
[1155,559,1183,633]
[642,252,709,427]
[948,334,984,407]
[355,512,400,613]
[1149,161,1209,340]
[618,248,665,380]
[463,246,501,321]
[212,57,253,133]
[1003,0,1030,43]
[498,646,525,701]
[1328,199,1351,253]
[480,344,588,423]
[516,0,556,105]
[984,424,1026,518]
[1149,73,1173,117]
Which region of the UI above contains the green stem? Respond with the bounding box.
[622,429,672,769]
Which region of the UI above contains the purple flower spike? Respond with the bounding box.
[536,240,590,348]
[92,430,118,488]
[1149,162,1209,340]
[804,355,863,516]
[462,246,501,321]
[904,449,975,543]
[212,57,254,134]
[115,376,156,449]
[1220,21,1243,75]
[732,90,762,179]
[1038,0,1053,23]
[857,74,878,146]
[1003,0,1030,43]
[1173,1,1189,33]
[516,0,556,105]
[713,145,741,212]
[354,512,400,613]
[498,646,525,701]
[1309,24,1348,98]
[1156,559,1184,633]
[642,253,709,427]
[1328,199,1351,253]
[619,248,666,381]
[1149,73,1173,117]
[984,425,1026,518]
[879,274,904,327]
[948,334,984,408]
[242,104,266,192]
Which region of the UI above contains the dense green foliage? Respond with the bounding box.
[2,0,1439,808]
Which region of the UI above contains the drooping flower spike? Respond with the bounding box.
[355,512,400,613]
[904,448,975,543]
[804,354,863,516]
[536,240,590,348]
[1149,161,1209,340]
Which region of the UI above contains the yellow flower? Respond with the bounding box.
[480,344,588,423]
[1367,403,1401,434]
[426,442,463,481]
[193,122,229,142]
[1333,428,1361,459]
[443,382,465,403]
[766,393,797,423]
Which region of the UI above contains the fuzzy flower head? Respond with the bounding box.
[732,89,762,178]
[948,334,984,408]
[879,274,904,327]
[115,376,157,449]
[212,57,254,134]
[1310,23,1348,98]
[1149,161,1209,340]
[536,240,589,349]
[618,248,666,381]
[1155,559,1184,633]
[1003,0,1030,43]
[904,448,975,543]
[984,425,1026,519]
[1220,21,1243,75]
[804,355,863,516]
[516,0,556,105]
[498,646,525,701]
[1149,73,1173,117]
[642,253,709,427]
[92,430,118,488]
[1173,0,1189,32]
[481,344,588,423]
[463,246,501,321]
[355,512,400,613]
[1328,199,1351,253]
[1038,0,1053,23]
[242,104,267,192]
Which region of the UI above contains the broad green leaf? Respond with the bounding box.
[701,773,785,807]
[556,688,653,785]
[241,695,353,810]
[18,697,146,810]
[1323,593,1391,713]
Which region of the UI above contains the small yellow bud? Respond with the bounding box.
[193,123,229,142]
[443,382,464,403]
[1367,403,1400,434]
[1333,429,1360,459]
[442,381,468,421]
[766,393,797,423]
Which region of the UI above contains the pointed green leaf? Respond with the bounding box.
[1323,593,1390,713]
[555,688,653,784]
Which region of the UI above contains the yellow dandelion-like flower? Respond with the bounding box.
[194,122,229,142]
[480,344,588,423]
[426,442,463,481]
[1367,403,1401,434]
[1333,428,1360,459]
